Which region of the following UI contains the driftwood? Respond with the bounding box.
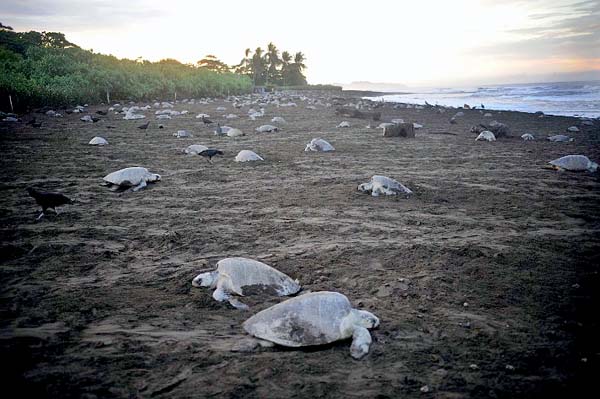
[335,107,381,121]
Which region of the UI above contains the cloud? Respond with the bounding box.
[467,0,600,60]
[1,0,164,31]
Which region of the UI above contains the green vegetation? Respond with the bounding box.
[0,25,252,111]
[231,43,308,87]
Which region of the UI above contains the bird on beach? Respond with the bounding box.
[481,104,485,109]
[201,115,214,125]
[26,187,73,220]
[199,149,224,163]
[214,123,223,135]
[138,121,150,130]
[96,110,108,115]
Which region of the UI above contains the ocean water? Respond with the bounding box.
[366,81,600,118]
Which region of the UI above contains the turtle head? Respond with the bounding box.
[149,173,161,182]
[192,271,218,288]
[353,309,380,329]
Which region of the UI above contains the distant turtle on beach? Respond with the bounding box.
[235,150,263,162]
[546,155,598,172]
[305,138,335,152]
[243,291,379,359]
[475,131,496,141]
[102,167,161,192]
[88,136,108,145]
[547,135,574,142]
[521,134,535,141]
[192,257,300,309]
[184,144,209,155]
[358,175,412,197]
[256,124,278,133]
[337,121,350,128]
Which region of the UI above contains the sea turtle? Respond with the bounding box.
[184,144,209,155]
[235,150,263,162]
[227,128,244,137]
[547,155,598,172]
[88,136,108,145]
[475,131,496,141]
[173,130,192,138]
[358,175,412,197]
[521,134,535,141]
[192,257,300,309]
[305,138,335,152]
[567,126,579,133]
[337,121,350,128]
[243,291,380,359]
[256,125,278,133]
[271,117,286,124]
[547,135,573,142]
[102,167,161,192]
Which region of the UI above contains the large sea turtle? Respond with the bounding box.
[184,144,209,155]
[102,167,161,192]
[547,135,573,142]
[547,155,598,172]
[235,150,263,162]
[88,136,108,145]
[475,131,496,141]
[243,291,380,359]
[256,125,279,133]
[358,175,412,197]
[192,257,300,309]
[305,138,335,152]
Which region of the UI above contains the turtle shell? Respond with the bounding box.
[243,292,353,347]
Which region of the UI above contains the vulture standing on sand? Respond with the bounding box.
[202,115,214,125]
[138,121,150,130]
[199,149,224,163]
[26,187,73,220]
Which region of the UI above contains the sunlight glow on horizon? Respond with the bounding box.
[4,0,599,87]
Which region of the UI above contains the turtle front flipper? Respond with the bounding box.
[228,298,249,310]
[350,326,372,359]
[132,180,147,192]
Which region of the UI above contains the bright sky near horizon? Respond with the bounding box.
[3,0,599,87]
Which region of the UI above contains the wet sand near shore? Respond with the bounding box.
[1,92,599,398]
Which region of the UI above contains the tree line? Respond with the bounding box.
[0,25,252,111]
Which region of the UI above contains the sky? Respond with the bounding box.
[3,0,599,87]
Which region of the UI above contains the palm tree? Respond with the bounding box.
[289,52,307,85]
[265,42,281,86]
[281,51,291,86]
[293,52,306,71]
[235,48,252,75]
[251,47,265,86]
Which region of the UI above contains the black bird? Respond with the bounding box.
[138,121,150,130]
[96,110,108,115]
[106,125,116,129]
[26,187,73,220]
[201,116,214,125]
[158,124,164,129]
[199,149,224,163]
[481,104,485,109]
[91,116,101,123]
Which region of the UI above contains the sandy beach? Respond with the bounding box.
[1,92,599,398]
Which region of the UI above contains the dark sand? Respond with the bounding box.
[1,93,599,398]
